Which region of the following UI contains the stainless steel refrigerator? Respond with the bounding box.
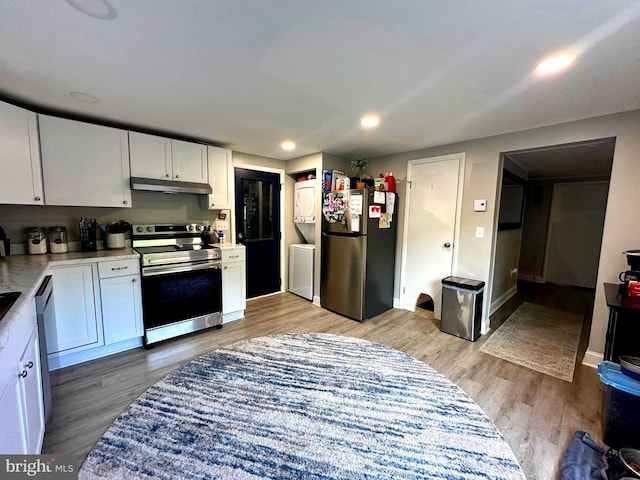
[320,189,397,321]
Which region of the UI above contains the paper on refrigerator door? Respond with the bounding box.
[351,215,360,232]
[386,192,395,215]
[350,194,363,215]
[373,191,385,204]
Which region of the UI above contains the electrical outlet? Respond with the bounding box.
[475,227,484,238]
[510,268,518,276]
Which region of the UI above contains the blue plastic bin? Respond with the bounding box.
[598,361,640,449]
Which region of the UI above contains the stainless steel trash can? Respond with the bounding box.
[440,276,485,341]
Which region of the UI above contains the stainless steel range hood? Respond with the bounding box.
[130,177,212,195]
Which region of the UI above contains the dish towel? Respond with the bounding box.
[560,430,606,480]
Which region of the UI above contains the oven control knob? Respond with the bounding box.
[196,225,203,231]
[146,226,153,232]
[187,225,194,231]
[136,226,143,233]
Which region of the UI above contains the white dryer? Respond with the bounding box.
[294,179,316,244]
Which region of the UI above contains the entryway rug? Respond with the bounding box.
[480,302,583,382]
[79,333,525,479]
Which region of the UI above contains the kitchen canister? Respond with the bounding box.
[26,227,48,255]
[48,226,68,253]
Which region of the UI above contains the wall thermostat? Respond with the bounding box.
[473,199,487,212]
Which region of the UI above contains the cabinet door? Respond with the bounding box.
[19,328,45,454]
[0,377,27,453]
[0,326,44,455]
[172,139,207,183]
[129,131,172,180]
[0,101,44,205]
[206,146,233,209]
[222,261,246,315]
[39,115,132,207]
[101,274,143,345]
[47,265,102,354]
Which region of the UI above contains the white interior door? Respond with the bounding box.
[401,154,464,319]
[545,181,608,288]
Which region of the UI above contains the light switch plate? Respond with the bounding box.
[475,227,484,238]
[474,199,487,212]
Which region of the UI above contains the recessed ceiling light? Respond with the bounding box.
[281,141,296,151]
[360,115,380,129]
[70,91,103,104]
[535,54,575,74]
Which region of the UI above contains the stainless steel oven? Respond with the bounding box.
[133,224,223,346]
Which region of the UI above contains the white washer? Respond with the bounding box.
[289,244,315,300]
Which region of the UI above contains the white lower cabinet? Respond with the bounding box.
[47,264,102,355]
[46,258,143,370]
[18,326,46,453]
[0,302,45,454]
[221,246,246,322]
[99,260,143,345]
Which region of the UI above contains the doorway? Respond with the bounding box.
[400,153,465,320]
[235,168,281,299]
[489,138,614,369]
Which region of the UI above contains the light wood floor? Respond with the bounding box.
[43,287,602,480]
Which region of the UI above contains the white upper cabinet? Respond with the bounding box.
[0,101,44,205]
[39,115,132,207]
[129,132,207,184]
[128,132,172,180]
[205,146,233,209]
[171,139,207,183]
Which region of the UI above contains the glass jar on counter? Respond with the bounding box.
[26,227,48,255]
[49,226,68,254]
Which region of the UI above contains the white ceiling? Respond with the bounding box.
[1,1,640,161]
[505,138,615,179]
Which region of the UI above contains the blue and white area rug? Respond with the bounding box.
[80,333,525,479]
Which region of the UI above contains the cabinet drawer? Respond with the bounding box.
[222,247,245,264]
[98,259,140,279]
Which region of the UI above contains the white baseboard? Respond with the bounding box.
[582,350,603,369]
[48,337,142,371]
[393,297,401,309]
[223,310,244,323]
[490,285,517,315]
[313,295,321,306]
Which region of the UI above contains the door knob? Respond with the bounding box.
[443,242,451,248]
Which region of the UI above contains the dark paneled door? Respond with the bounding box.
[234,168,281,298]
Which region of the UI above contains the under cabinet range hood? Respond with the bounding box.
[130,177,212,195]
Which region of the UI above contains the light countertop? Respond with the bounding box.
[0,249,139,345]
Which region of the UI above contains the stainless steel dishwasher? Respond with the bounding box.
[34,275,54,424]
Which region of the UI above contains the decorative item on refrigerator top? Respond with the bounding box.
[27,227,48,254]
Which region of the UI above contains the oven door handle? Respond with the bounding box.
[142,261,222,277]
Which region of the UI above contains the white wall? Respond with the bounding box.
[369,108,640,356]
[491,229,522,311]
[519,181,553,281]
